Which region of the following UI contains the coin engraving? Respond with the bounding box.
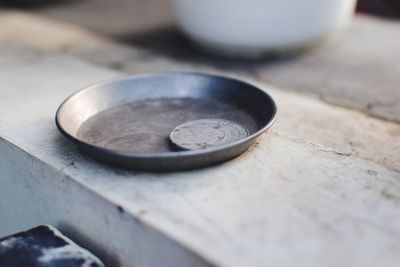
[170,119,249,151]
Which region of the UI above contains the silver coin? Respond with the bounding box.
[170,119,249,151]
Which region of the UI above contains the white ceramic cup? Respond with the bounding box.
[173,0,357,56]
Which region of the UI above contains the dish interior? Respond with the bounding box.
[77,98,257,153]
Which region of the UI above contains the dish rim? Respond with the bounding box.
[55,72,278,159]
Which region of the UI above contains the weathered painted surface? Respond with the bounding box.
[0,44,400,267]
[0,138,211,267]
[269,88,400,172]
[28,0,400,122]
[0,11,399,171]
[255,16,400,123]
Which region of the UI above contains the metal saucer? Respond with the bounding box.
[55,72,277,171]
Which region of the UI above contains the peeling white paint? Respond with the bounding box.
[39,244,102,267]
[38,226,105,267]
[0,237,21,249]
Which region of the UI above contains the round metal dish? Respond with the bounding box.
[55,73,277,171]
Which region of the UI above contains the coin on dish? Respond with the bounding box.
[170,119,249,151]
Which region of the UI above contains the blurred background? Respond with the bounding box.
[0,0,398,65]
[1,0,399,52]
